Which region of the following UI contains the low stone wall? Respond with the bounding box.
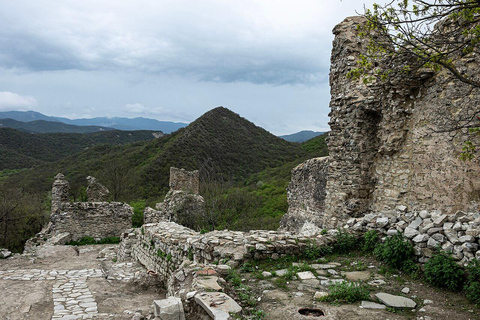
[118,221,333,283]
[51,202,133,241]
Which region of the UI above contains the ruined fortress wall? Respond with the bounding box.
[118,221,331,282]
[324,16,480,226]
[51,202,133,241]
[169,167,200,194]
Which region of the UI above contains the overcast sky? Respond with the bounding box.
[0,0,378,135]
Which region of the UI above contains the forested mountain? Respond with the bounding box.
[5,107,309,200]
[0,118,113,133]
[0,128,161,170]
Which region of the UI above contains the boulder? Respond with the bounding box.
[375,292,416,308]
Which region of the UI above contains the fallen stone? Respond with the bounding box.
[314,291,329,299]
[195,292,241,320]
[401,287,410,294]
[404,227,420,239]
[413,234,429,243]
[0,248,11,259]
[194,276,222,291]
[360,301,386,310]
[275,269,288,277]
[368,279,386,286]
[375,292,416,309]
[262,271,272,278]
[154,297,186,320]
[433,214,448,227]
[297,271,316,280]
[345,271,370,281]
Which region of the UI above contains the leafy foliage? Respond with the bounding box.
[373,233,415,270]
[332,229,358,254]
[300,133,328,156]
[362,230,379,253]
[130,200,146,228]
[358,0,480,88]
[424,251,465,291]
[464,259,480,304]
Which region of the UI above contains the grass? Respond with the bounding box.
[318,281,370,304]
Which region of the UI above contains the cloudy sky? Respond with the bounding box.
[0,0,377,135]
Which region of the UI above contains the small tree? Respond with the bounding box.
[357,0,480,88]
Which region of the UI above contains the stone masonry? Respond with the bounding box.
[169,167,200,195]
[117,221,333,284]
[323,16,480,227]
[26,174,133,249]
[279,157,328,235]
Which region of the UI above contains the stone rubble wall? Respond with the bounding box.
[324,16,480,227]
[118,221,333,283]
[280,157,328,234]
[51,202,133,241]
[343,208,480,266]
[169,167,200,194]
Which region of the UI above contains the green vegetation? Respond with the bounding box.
[226,269,266,319]
[331,229,358,254]
[424,251,465,291]
[130,200,146,228]
[319,281,370,304]
[1,107,328,251]
[373,233,415,271]
[65,236,121,246]
[362,230,379,253]
[465,260,480,305]
[0,127,157,170]
[300,133,328,156]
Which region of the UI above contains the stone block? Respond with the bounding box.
[195,292,241,320]
[404,227,420,239]
[154,297,186,320]
[375,292,416,309]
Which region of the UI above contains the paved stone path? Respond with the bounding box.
[0,264,137,320]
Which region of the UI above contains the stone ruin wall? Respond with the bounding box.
[52,202,133,241]
[323,16,480,227]
[118,221,332,283]
[279,157,328,234]
[169,167,200,194]
[38,174,133,243]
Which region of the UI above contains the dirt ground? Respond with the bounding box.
[0,244,165,320]
[237,253,480,320]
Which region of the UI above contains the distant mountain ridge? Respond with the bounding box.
[280,130,325,142]
[0,118,114,134]
[0,110,188,133]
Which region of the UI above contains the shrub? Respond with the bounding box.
[424,251,464,291]
[332,229,357,254]
[465,260,480,304]
[303,244,332,260]
[319,281,370,304]
[362,230,379,253]
[373,233,415,269]
[130,200,145,228]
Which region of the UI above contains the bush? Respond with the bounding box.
[303,244,332,260]
[373,233,415,270]
[465,260,480,304]
[332,229,357,254]
[362,230,379,253]
[319,281,370,304]
[424,251,464,291]
[130,200,145,228]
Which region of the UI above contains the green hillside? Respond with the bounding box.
[5,107,308,199]
[0,128,160,170]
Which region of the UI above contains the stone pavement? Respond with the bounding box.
[0,264,137,320]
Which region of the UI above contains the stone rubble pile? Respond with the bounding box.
[343,208,480,265]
